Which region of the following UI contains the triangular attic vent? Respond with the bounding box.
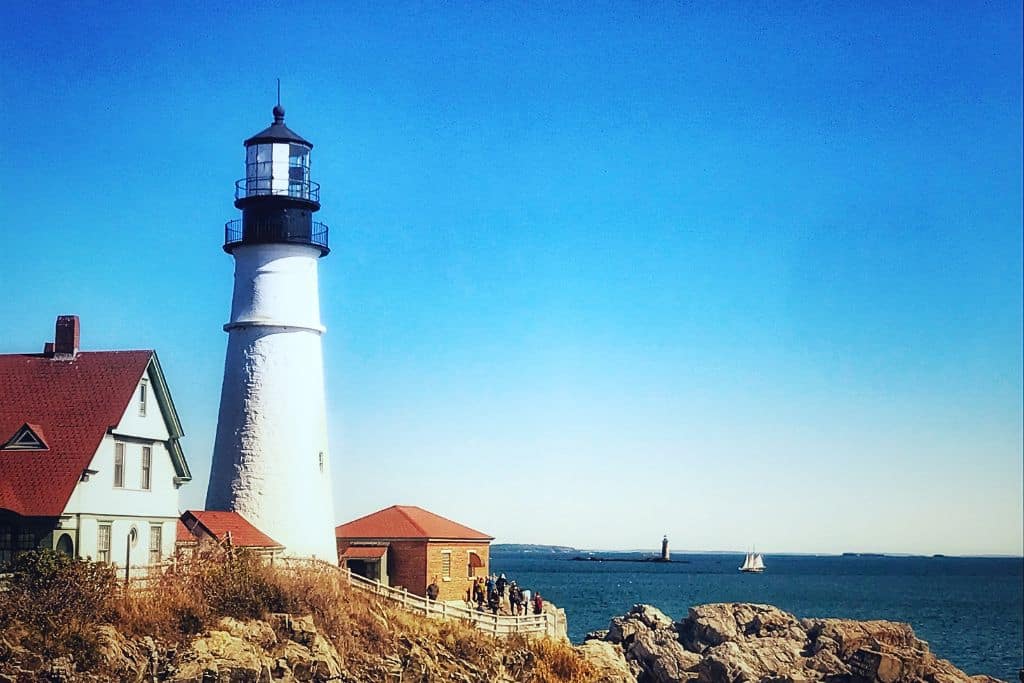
[3,423,48,450]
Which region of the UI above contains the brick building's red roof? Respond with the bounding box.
[181,510,283,549]
[335,505,493,541]
[0,351,154,517]
[176,519,196,544]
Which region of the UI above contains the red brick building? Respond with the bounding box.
[335,505,492,602]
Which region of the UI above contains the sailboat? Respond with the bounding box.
[739,551,766,573]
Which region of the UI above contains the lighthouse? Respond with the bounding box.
[205,103,337,560]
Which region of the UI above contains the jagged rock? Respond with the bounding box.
[586,629,611,641]
[217,618,278,650]
[93,624,148,679]
[632,604,675,631]
[696,637,807,683]
[608,616,647,645]
[804,618,919,659]
[850,648,903,683]
[576,640,634,683]
[628,628,701,682]
[680,603,803,651]
[581,603,1006,683]
[173,626,269,681]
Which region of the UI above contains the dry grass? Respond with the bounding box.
[2,548,596,682]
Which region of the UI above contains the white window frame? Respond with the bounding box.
[97,523,112,563]
[441,549,452,581]
[139,379,148,416]
[149,524,162,565]
[140,446,152,490]
[113,442,125,488]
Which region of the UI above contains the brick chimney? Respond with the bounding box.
[53,315,80,359]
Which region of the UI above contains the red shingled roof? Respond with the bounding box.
[176,519,196,544]
[182,510,283,549]
[335,505,493,541]
[0,351,153,517]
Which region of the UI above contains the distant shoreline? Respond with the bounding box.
[570,556,690,564]
[490,544,1022,559]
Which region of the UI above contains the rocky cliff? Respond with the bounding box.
[0,611,587,682]
[577,603,1005,683]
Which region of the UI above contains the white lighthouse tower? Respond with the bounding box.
[205,103,337,560]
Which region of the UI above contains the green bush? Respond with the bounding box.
[0,549,117,658]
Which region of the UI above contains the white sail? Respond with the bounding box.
[739,551,765,572]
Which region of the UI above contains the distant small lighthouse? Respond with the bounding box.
[205,102,337,559]
[661,535,670,562]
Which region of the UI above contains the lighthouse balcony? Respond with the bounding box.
[224,219,329,255]
[235,178,320,203]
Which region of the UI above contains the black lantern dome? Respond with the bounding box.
[224,105,328,256]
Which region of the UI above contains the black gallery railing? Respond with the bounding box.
[224,219,329,250]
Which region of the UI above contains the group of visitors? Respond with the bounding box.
[470,573,543,616]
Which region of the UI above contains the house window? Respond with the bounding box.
[97,524,111,563]
[149,524,162,565]
[441,550,452,579]
[3,424,46,450]
[467,550,484,578]
[141,446,152,490]
[0,527,12,564]
[139,380,148,416]
[16,531,34,550]
[114,442,125,488]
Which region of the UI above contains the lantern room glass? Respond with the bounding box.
[288,144,311,198]
[243,143,312,199]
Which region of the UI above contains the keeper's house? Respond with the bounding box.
[0,316,191,566]
[335,505,492,602]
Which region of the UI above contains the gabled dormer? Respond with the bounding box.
[2,423,48,451]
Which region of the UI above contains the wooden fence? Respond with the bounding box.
[123,556,558,638]
[341,566,555,637]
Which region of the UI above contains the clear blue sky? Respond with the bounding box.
[2,2,1021,555]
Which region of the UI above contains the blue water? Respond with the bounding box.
[491,552,1023,681]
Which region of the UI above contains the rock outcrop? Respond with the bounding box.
[579,603,1005,683]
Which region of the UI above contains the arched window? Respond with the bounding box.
[55,533,74,556]
[467,550,484,578]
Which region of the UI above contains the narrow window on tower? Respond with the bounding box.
[139,379,148,416]
[141,446,152,490]
[114,442,125,488]
[318,451,325,474]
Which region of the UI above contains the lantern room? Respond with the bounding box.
[225,104,328,256]
[238,104,316,202]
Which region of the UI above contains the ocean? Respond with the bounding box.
[490,551,1023,681]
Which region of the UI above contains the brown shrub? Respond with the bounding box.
[3,549,598,682]
[524,637,598,683]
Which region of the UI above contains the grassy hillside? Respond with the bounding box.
[0,548,596,682]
